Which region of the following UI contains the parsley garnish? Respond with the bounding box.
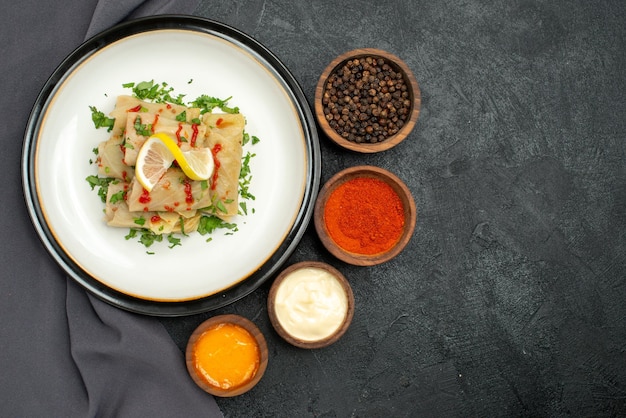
[125,228,166,248]
[242,132,260,146]
[197,215,237,235]
[168,234,182,248]
[239,151,256,201]
[123,80,186,105]
[109,190,125,204]
[133,115,153,136]
[89,106,115,132]
[175,111,187,122]
[86,175,116,203]
[190,95,239,114]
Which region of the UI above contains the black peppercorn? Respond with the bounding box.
[322,55,412,145]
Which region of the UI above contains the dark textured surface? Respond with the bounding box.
[160,0,626,416]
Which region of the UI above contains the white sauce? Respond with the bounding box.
[274,267,348,342]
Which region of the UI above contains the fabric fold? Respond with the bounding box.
[0,0,221,416]
[85,0,201,38]
[66,281,222,417]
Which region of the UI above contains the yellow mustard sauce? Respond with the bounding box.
[193,322,260,390]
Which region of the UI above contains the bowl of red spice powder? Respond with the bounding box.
[314,48,421,153]
[314,166,417,266]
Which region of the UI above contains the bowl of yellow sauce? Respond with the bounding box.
[268,261,355,349]
[185,314,268,397]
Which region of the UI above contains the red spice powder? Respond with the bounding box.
[324,177,405,255]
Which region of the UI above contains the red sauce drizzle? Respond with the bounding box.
[139,189,151,204]
[210,144,222,190]
[164,205,175,212]
[175,123,183,146]
[151,215,161,223]
[127,105,142,112]
[152,114,160,132]
[184,180,194,205]
[216,118,223,127]
[190,124,199,147]
[166,104,172,109]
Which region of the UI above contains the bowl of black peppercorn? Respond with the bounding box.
[315,48,421,153]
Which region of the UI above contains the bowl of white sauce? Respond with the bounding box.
[267,261,354,349]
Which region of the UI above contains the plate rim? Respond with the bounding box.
[21,15,321,316]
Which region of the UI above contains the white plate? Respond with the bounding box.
[22,16,320,315]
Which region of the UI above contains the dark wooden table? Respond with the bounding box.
[158,1,626,416]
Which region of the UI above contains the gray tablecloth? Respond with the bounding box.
[0,1,221,416]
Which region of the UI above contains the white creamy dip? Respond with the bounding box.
[274,267,348,342]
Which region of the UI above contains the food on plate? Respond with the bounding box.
[135,132,214,189]
[87,81,258,249]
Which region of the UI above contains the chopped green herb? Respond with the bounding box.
[139,230,163,247]
[178,217,188,237]
[242,132,260,146]
[124,228,163,248]
[133,217,146,226]
[109,190,125,204]
[215,199,228,214]
[198,215,237,235]
[89,106,115,132]
[189,95,239,114]
[168,234,182,248]
[175,111,187,122]
[125,80,186,105]
[239,151,256,201]
[86,175,115,203]
[133,115,153,136]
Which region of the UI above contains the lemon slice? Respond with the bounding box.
[136,132,214,191]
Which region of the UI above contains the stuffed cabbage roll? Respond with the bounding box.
[104,181,201,234]
[123,112,208,166]
[108,95,199,138]
[126,168,212,213]
[203,113,245,219]
[93,93,252,239]
[96,136,131,180]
